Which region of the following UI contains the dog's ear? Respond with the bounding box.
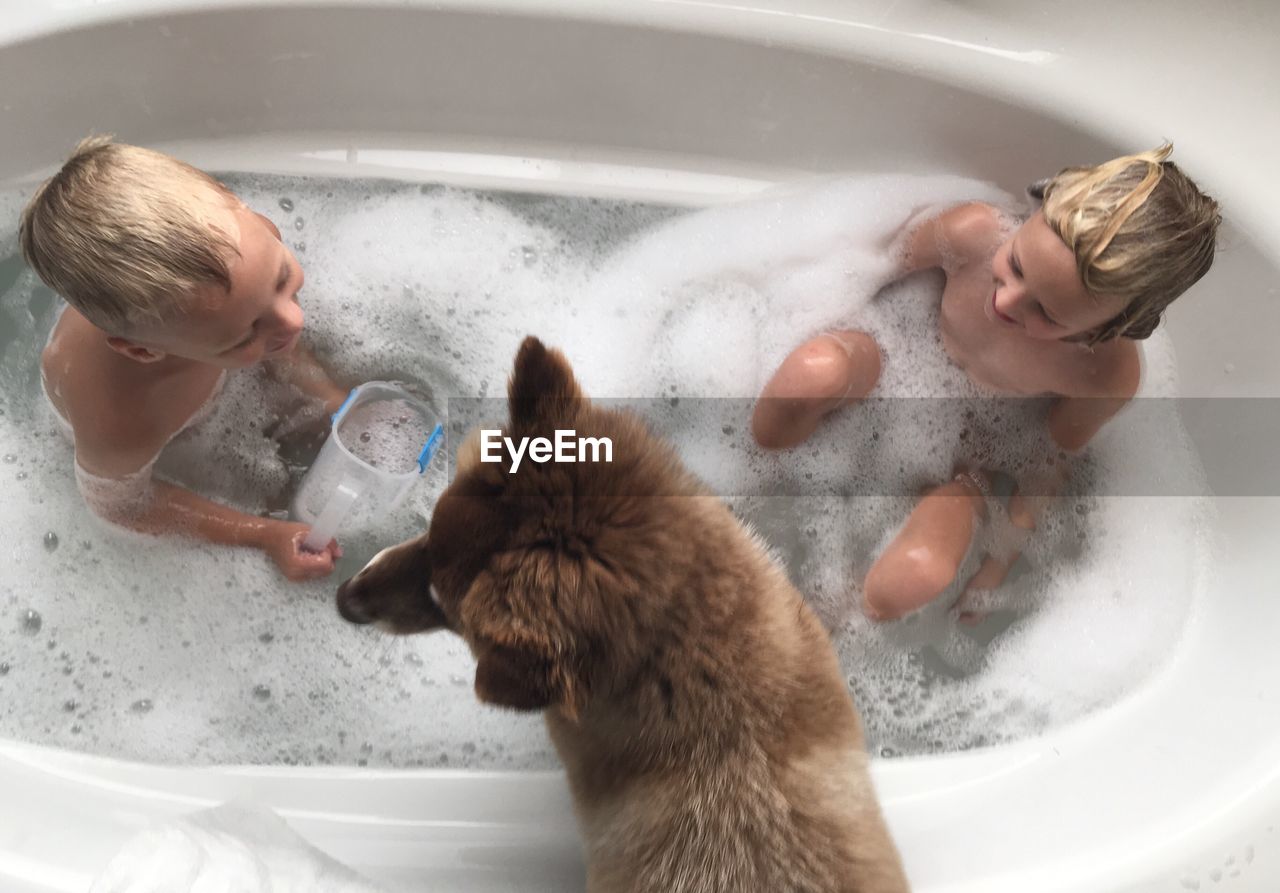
[473,632,581,716]
[461,561,587,719]
[508,336,585,433]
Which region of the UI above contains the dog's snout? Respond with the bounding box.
[336,578,374,626]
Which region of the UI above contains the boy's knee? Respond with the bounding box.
[863,546,959,622]
[792,336,861,401]
[753,332,879,450]
[752,340,851,448]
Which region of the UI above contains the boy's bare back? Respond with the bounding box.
[43,308,227,479]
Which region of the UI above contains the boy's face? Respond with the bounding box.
[988,211,1127,342]
[120,201,307,369]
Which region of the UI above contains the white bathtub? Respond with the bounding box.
[2,1,1279,890]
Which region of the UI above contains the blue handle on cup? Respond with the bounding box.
[417,423,444,474]
[330,388,359,424]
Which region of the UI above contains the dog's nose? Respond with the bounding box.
[335,578,374,626]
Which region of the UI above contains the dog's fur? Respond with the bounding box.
[336,337,910,893]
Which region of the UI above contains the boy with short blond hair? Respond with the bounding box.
[22,136,347,580]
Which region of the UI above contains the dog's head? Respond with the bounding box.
[336,336,703,717]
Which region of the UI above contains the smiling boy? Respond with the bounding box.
[21,137,347,580]
[752,145,1220,620]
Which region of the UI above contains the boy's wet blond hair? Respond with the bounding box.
[1039,143,1220,345]
[19,136,240,335]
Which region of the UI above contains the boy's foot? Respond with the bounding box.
[951,554,1015,624]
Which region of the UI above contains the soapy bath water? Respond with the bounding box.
[0,171,1210,765]
[338,398,433,474]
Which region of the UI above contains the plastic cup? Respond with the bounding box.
[291,382,443,553]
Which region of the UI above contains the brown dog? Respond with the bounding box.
[336,337,910,893]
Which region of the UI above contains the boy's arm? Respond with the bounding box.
[74,429,340,582]
[959,344,1141,606]
[895,202,999,278]
[130,481,340,581]
[752,204,1000,449]
[267,343,348,413]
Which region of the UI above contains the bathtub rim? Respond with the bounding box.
[0,0,1277,266]
[1,1,1278,890]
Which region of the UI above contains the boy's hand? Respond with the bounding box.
[260,521,343,581]
[322,384,349,415]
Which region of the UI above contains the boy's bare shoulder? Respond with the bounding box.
[1061,336,1142,401]
[937,202,1006,264]
[902,201,1004,274]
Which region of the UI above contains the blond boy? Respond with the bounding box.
[753,145,1221,621]
[21,137,347,580]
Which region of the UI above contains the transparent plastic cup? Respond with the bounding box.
[291,382,444,553]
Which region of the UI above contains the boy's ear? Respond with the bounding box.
[105,336,166,364]
[507,337,585,433]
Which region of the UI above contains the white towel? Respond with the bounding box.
[90,801,391,893]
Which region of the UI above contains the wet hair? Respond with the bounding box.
[18,136,240,335]
[1038,143,1220,345]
